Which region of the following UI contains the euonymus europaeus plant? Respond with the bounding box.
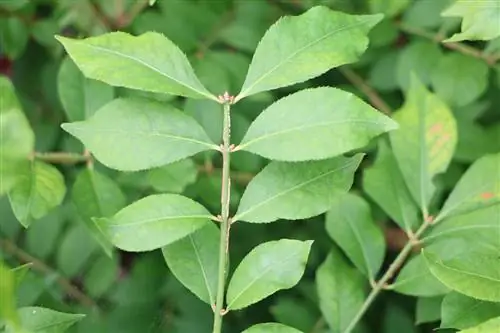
[54,6,397,332]
[2,1,500,333]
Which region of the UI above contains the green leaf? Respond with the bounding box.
[12,307,84,333]
[423,251,500,302]
[442,0,500,42]
[390,75,457,214]
[0,261,20,329]
[234,154,362,223]
[95,194,212,252]
[363,140,420,232]
[162,223,220,305]
[369,0,409,18]
[12,264,32,288]
[431,54,489,107]
[242,323,303,333]
[270,296,318,332]
[57,224,99,277]
[72,168,126,256]
[8,161,66,228]
[0,0,29,11]
[441,292,500,330]
[325,193,385,280]
[397,40,442,90]
[84,255,119,298]
[236,7,383,100]
[148,159,198,193]
[416,296,443,324]
[149,0,157,5]
[56,32,216,101]
[0,18,29,59]
[316,248,366,333]
[0,76,34,195]
[238,87,397,161]
[62,97,216,171]
[437,153,500,222]
[226,239,312,310]
[25,209,65,260]
[403,0,455,29]
[58,56,114,122]
[459,317,500,333]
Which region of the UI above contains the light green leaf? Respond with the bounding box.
[149,0,157,5]
[72,168,126,256]
[148,159,198,193]
[441,292,500,330]
[8,161,66,228]
[442,0,500,42]
[0,17,29,59]
[236,7,383,100]
[62,97,216,171]
[12,307,84,333]
[459,317,500,333]
[162,223,219,305]
[317,248,366,333]
[226,239,312,310]
[0,261,20,329]
[431,54,489,107]
[369,0,409,18]
[0,76,34,195]
[234,154,362,223]
[238,87,397,161]
[437,153,500,222]
[423,251,500,302]
[95,194,212,252]
[242,323,303,333]
[390,75,457,214]
[12,263,32,288]
[416,296,443,325]
[363,140,420,231]
[58,56,114,122]
[56,32,216,101]
[325,193,385,280]
[397,40,442,90]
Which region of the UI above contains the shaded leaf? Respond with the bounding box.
[8,161,66,228]
[242,323,303,333]
[423,251,500,302]
[238,87,397,161]
[57,224,99,278]
[0,18,29,59]
[234,154,363,223]
[437,153,500,222]
[72,168,126,256]
[397,40,442,90]
[56,32,216,101]
[369,0,409,18]
[58,56,114,122]
[0,261,20,329]
[62,97,216,171]
[162,223,220,305]
[226,239,312,310]
[148,159,198,193]
[416,296,443,324]
[363,140,420,231]
[236,7,382,100]
[317,247,366,333]
[390,75,457,214]
[84,255,119,298]
[441,292,500,330]
[95,194,212,252]
[325,193,385,280]
[12,307,84,333]
[442,0,500,42]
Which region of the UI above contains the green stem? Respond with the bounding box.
[213,101,232,333]
[34,152,90,164]
[343,219,432,333]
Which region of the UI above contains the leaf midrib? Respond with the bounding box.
[433,258,500,284]
[234,160,357,221]
[239,18,374,97]
[189,234,215,304]
[110,214,211,227]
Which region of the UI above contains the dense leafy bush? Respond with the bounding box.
[1,0,499,332]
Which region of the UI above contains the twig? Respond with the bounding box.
[339,67,392,115]
[309,317,326,333]
[34,152,90,165]
[0,238,97,309]
[397,22,499,67]
[117,0,149,28]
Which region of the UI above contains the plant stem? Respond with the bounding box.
[343,219,432,333]
[34,152,90,164]
[213,101,232,333]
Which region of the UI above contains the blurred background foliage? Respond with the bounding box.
[0,0,499,332]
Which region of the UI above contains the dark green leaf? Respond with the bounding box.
[95,194,212,252]
[242,323,303,333]
[416,296,443,324]
[226,239,312,310]
[397,41,442,90]
[369,0,409,18]
[62,97,217,171]
[56,32,217,101]
[325,193,385,280]
[234,154,362,223]
[12,307,84,333]
[148,159,198,193]
[441,292,500,330]
[8,161,66,227]
[162,223,220,305]
[0,18,29,59]
[84,255,119,298]
[317,247,366,333]
[238,88,397,161]
[57,224,99,277]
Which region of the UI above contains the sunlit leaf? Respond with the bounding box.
[441,292,500,330]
